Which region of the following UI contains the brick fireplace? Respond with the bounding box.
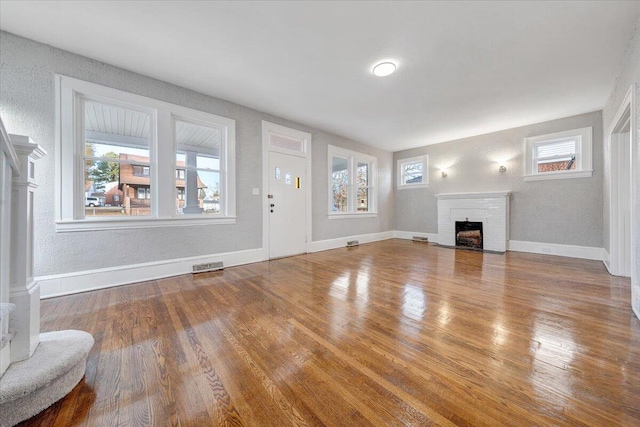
[435,192,510,252]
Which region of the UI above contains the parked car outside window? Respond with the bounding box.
[85,197,102,207]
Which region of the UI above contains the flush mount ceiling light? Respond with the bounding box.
[372,61,397,77]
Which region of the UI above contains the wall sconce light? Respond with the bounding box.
[498,165,507,173]
[441,170,448,178]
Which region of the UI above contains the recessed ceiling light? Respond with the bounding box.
[372,61,397,77]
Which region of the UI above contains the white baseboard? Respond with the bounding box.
[633,283,640,321]
[36,233,609,299]
[37,248,265,299]
[309,231,394,253]
[393,230,439,241]
[392,230,604,261]
[507,240,603,261]
[602,249,612,273]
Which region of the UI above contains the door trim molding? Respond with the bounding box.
[607,84,635,278]
[262,121,312,259]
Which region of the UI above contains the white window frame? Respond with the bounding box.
[55,75,236,232]
[328,145,377,218]
[397,155,429,189]
[523,126,592,181]
[173,116,226,216]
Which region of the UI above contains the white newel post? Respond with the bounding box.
[8,135,46,363]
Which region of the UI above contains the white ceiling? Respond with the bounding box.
[1,1,639,152]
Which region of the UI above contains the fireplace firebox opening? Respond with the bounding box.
[455,220,483,250]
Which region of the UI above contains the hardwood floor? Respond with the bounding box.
[22,240,640,426]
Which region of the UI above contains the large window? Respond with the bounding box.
[328,145,377,217]
[397,155,428,189]
[56,75,236,231]
[524,127,592,181]
[175,119,222,214]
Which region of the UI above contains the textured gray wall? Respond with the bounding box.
[0,31,393,276]
[394,111,604,247]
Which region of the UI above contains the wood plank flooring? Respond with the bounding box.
[20,240,640,426]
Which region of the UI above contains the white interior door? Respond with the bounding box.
[268,151,307,259]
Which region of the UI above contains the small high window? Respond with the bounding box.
[524,127,592,181]
[397,155,428,189]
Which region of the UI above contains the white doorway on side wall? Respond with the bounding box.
[607,85,635,280]
[262,121,312,259]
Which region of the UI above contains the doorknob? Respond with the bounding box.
[270,204,275,207]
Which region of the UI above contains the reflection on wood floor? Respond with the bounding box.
[23,240,640,426]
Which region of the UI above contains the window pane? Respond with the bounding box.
[332,156,348,179]
[84,160,150,217]
[86,141,150,160]
[85,100,150,136]
[357,162,368,187]
[536,140,576,173]
[270,133,304,152]
[537,157,576,173]
[175,120,221,159]
[199,171,221,213]
[357,188,369,212]
[84,101,152,217]
[402,162,423,185]
[175,120,222,214]
[331,156,349,212]
[176,170,220,214]
[332,185,349,212]
[197,155,220,170]
[85,101,150,159]
[536,140,576,159]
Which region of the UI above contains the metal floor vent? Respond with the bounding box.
[412,236,429,243]
[346,240,360,247]
[192,261,224,273]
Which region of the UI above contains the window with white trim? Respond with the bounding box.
[175,119,223,215]
[524,127,592,181]
[397,155,428,189]
[56,75,236,231]
[328,145,377,216]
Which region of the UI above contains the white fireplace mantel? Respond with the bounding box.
[435,191,510,252]
[435,191,511,199]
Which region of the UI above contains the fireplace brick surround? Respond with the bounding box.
[436,192,510,252]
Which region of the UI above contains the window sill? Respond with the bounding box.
[397,183,429,190]
[328,213,378,220]
[55,215,236,232]
[524,170,592,182]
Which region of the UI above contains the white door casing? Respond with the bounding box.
[608,85,635,278]
[261,121,312,260]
